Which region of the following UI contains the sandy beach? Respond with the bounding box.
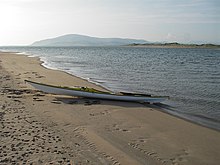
[0,52,220,165]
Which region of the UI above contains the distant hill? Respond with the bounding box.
[31,34,148,46]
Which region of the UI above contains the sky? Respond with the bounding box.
[0,0,219,45]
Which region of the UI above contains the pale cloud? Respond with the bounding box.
[165,33,192,43]
[165,33,177,42]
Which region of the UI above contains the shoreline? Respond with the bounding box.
[6,50,113,93]
[38,54,111,93]
[1,51,220,164]
[5,51,111,91]
[125,43,220,49]
[1,51,220,129]
[3,51,108,92]
[10,51,220,131]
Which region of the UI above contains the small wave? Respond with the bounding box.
[190,113,220,123]
[16,52,27,55]
[41,62,59,71]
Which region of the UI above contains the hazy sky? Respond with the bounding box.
[0,0,219,45]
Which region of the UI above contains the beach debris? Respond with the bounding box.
[51,100,62,104]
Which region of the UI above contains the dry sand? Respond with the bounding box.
[0,52,220,165]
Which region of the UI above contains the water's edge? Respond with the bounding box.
[1,47,219,132]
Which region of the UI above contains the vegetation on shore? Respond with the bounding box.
[128,42,220,48]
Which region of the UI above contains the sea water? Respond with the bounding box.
[1,46,220,130]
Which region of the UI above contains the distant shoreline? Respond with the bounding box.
[126,43,220,49]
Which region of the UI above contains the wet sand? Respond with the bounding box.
[0,52,220,165]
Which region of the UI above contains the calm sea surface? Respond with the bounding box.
[1,46,220,130]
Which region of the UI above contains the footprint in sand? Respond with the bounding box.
[33,97,44,101]
[33,93,45,97]
[170,149,189,165]
[128,140,168,164]
[23,72,30,74]
[111,124,131,133]
[89,110,110,117]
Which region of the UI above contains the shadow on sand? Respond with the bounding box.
[54,96,173,110]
